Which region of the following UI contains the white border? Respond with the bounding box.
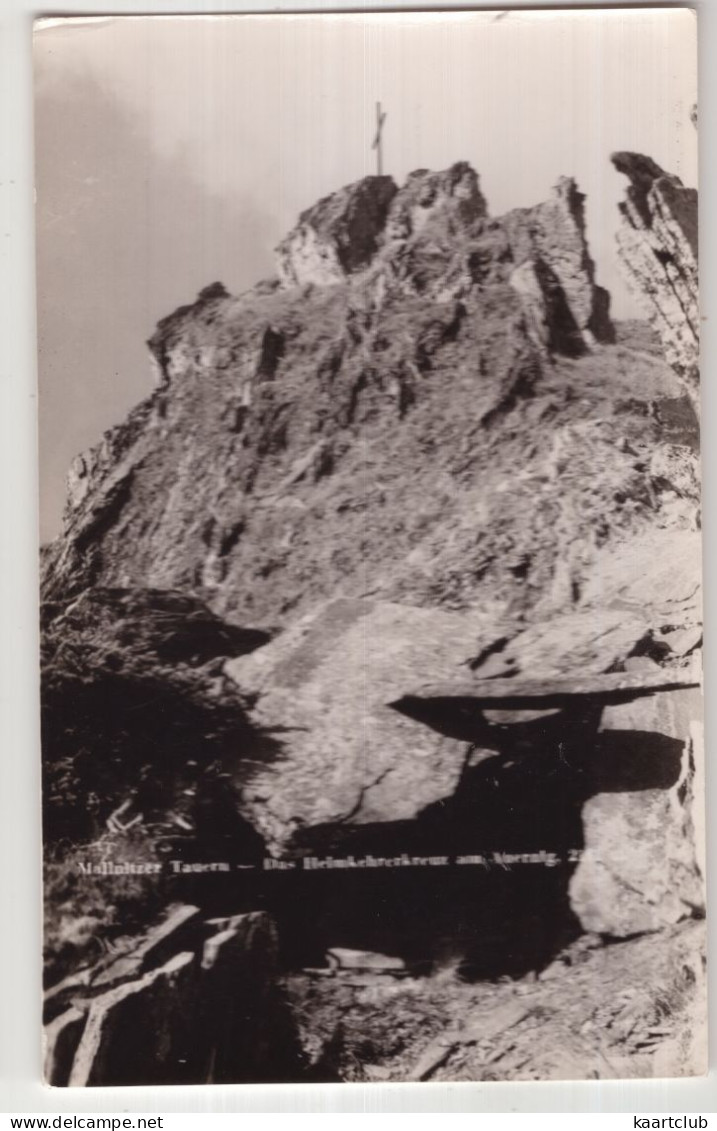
[1,0,714,1114]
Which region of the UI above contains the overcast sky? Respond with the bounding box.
[34,9,698,541]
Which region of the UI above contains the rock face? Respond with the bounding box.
[470,528,702,681]
[503,177,614,348]
[612,152,699,411]
[383,163,488,246]
[44,906,302,1086]
[276,176,398,287]
[569,690,705,937]
[225,598,491,853]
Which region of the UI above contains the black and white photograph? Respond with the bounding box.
[35,7,704,1087]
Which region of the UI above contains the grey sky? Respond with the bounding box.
[35,9,698,541]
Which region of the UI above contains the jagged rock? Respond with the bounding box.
[661,626,702,657]
[503,177,614,347]
[256,325,285,381]
[468,528,702,682]
[148,281,232,385]
[91,903,200,987]
[225,598,494,853]
[197,912,287,1084]
[201,911,276,972]
[612,152,698,411]
[383,163,488,246]
[374,163,489,300]
[43,1006,86,1088]
[579,529,702,632]
[68,951,197,1086]
[45,908,295,1086]
[569,685,704,937]
[276,176,398,287]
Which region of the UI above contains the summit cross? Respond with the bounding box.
[372,101,387,176]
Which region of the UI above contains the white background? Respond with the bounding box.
[1,0,715,1116]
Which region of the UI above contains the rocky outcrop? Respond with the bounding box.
[612,152,699,411]
[383,163,488,245]
[469,528,702,681]
[276,176,398,287]
[44,906,301,1085]
[503,177,614,348]
[273,163,611,351]
[370,162,491,301]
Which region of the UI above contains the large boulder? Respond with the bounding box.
[225,598,493,853]
[569,691,704,936]
[612,152,699,411]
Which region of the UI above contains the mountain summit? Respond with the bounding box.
[45,159,691,636]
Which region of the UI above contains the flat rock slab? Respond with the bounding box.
[393,666,700,713]
[225,598,491,852]
[326,948,406,973]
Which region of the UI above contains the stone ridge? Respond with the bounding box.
[611,151,699,411]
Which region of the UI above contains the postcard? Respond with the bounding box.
[36,8,703,1085]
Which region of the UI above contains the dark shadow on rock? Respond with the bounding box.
[249,706,690,982]
[587,729,684,793]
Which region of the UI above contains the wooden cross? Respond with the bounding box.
[372,101,387,176]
